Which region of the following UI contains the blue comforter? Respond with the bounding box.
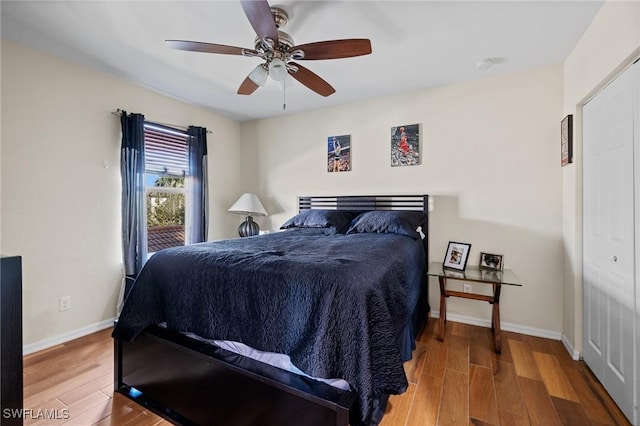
[113,228,427,425]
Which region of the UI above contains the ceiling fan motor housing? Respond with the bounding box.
[254,30,294,52]
[270,7,288,28]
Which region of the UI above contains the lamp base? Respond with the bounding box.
[238,215,260,237]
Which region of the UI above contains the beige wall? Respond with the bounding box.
[1,40,243,347]
[242,65,565,334]
[562,0,640,353]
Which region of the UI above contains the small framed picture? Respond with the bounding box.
[561,115,573,166]
[327,134,351,172]
[443,241,471,271]
[479,252,503,271]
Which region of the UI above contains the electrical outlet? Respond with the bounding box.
[463,284,472,293]
[59,296,71,311]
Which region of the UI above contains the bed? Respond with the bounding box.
[113,195,430,426]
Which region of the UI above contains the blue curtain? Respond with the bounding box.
[187,126,209,243]
[119,111,146,310]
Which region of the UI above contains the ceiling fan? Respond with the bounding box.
[166,0,372,97]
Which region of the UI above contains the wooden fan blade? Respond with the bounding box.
[240,0,279,45]
[237,76,260,95]
[288,62,335,97]
[166,40,246,55]
[290,39,372,60]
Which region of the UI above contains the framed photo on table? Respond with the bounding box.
[479,252,503,271]
[443,241,471,271]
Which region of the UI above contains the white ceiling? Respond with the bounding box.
[1,1,602,122]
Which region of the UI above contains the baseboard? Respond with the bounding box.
[23,317,116,355]
[431,310,563,341]
[431,311,581,360]
[561,333,580,360]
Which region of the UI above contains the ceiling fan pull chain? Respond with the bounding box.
[283,77,286,111]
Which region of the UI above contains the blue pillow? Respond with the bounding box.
[280,210,354,234]
[346,210,427,239]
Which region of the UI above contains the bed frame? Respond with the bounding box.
[114,195,430,426]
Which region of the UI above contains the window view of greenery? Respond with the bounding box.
[146,176,186,252]
[147,176,185,226]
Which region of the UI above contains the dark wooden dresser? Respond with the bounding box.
[1,255,23,426]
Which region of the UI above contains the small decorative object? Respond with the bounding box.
[391,123,420,167]
[327,134,351,172]
[479,252,503,271]
[228,193,268,237]
[443,241,471,271]
[561,114,573,166]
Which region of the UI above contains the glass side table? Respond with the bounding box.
[427,262,522,354]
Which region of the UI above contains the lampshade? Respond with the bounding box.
[228,193,267,216]
[248,64,268,87]
[269,58,287,82]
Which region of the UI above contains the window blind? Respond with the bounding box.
[144,123,188,176]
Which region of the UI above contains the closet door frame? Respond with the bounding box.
[634,59,639,426]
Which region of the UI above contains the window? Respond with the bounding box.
[144,123,189,253]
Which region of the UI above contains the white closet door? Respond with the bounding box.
[583,61,637,423]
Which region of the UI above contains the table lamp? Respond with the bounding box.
[228,193,267,237]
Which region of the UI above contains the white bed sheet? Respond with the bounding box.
[184,332,351,391]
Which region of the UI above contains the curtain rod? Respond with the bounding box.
[112,109,212,134]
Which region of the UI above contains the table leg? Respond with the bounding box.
[438,276,446,341]
[490,307,495,332]
[492,284,502,354]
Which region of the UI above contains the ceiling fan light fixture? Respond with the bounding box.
[248,64,268,86]
[269,58,287,81]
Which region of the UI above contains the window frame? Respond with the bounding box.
[143,122,190,254]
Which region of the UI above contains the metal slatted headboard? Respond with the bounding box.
[298,195,428,212]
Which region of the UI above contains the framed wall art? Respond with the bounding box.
[443,241,471,271]
[561,114,573,166]
[391,123,420,167]
[327,134,351,172]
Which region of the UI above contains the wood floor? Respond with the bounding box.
[22,319,630,425]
